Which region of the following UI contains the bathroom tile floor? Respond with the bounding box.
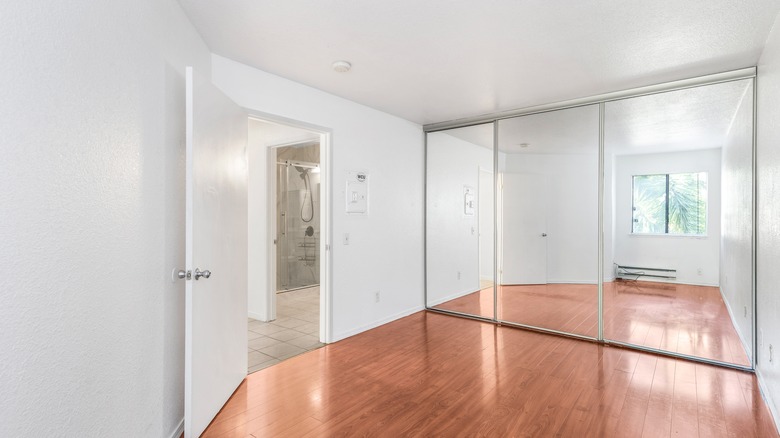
[247,285,323,374]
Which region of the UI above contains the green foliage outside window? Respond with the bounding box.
[632,172,707,235]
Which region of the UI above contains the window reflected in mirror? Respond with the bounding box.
[603,79,754,366]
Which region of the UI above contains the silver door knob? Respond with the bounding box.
[194,268,211,280]
[541,233,548,237]
[176,269,191,280]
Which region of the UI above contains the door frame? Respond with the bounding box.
[248,111,333,344]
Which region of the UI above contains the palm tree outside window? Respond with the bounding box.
[632,172,707,235]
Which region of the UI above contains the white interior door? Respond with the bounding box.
[185,67,248,438]
[501,172,547,285]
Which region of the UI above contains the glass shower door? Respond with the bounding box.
[277,162,320,292]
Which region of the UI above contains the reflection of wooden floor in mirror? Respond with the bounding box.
[433,280,750,366]
[604,280,749,366]
[204,311,777,437]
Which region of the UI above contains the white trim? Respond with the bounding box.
[332,306,425,342]
[545,279,599,285]
[246,112,333,345]
[424,67,756,132]
[719,287,753,360]
[247,311,268,322]
[756,368,780,435]
[168,418,184,438]
[427,287,482,307]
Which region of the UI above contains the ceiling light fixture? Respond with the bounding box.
[332,60,352,73]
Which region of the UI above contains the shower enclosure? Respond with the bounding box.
[277,159,320,291]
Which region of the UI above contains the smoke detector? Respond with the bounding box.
[332,61,352,73]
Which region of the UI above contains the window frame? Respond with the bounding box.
[630,171,708,237]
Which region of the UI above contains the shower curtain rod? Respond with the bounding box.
[277,160,319,169]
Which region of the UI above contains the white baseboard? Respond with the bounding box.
[332,305,424,342]
[614,276,719,287]
[756,367,780,435]
[545,279,598,285]
[427,287,479,307]
[248,311,271,322]
[719,287,752,359]
[168,418,184,438]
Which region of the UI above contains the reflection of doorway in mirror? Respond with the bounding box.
[501,172,548,285]
[478,168,494,289]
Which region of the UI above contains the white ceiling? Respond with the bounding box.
[177,0,779,126]
[605,79,752,155]
[435,78,751,155]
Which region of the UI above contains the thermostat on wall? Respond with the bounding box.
[346,171,369,214]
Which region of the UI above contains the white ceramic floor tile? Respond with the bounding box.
[246,286,321,373]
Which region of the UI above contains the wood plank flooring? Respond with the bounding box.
[434,280,750,365]
[203,311,777,437]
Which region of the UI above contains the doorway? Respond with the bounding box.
[246,117,329,374]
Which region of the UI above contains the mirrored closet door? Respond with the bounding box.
[496,105,600,338]
[426,123,496,320]
[602,79,754,366]
[425,72,756,370]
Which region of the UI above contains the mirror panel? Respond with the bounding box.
[426,123,495,319]
[497,105,600,337]
[603,79,754,366]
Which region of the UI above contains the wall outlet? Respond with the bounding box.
[343,233,350,245]
[696,268,703,276]
[457,271,461,280]
[374,290,380,303]
[744,305,748,318]
[770,344,774,363]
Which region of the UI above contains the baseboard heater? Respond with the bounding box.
[615,264,677,280]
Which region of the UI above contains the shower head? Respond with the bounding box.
[294,166,309,178]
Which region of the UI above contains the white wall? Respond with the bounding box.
[0,1,210,436]
[213,55,425,341]
[611,149,721,286]
[426,133,492,305]
[503,153,599,283]
[757,11,780,431]
[720,87,754,358]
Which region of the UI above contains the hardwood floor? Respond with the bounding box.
[434,280,750,365]
[203,311,777,437]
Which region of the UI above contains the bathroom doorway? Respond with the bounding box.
[246,118,329,374]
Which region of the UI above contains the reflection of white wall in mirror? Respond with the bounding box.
[503,154,599,284]
[611,148,721,286]
[426,132,491,307]
[720,86,753,358]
